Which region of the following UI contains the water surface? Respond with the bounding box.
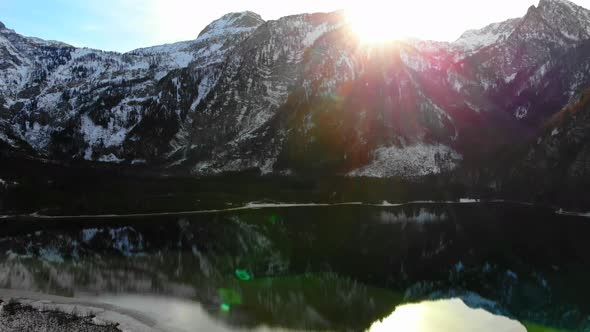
[0,203,588,331]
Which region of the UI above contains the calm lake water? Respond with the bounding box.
[0,202,589,331]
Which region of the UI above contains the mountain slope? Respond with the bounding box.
[168,12,344,173]
[1,0,590,180]
[0,12,264,163]
[501,88,590,207]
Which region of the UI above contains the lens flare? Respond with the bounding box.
[344,3,413,43]
[235,269,252,281]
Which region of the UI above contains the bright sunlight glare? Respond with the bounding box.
[368,299,525,332]
[344,1,462,44]
[345,3,413,43]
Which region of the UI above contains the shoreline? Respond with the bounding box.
[0,199,555,221]
[0,289,160,332]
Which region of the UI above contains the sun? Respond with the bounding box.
[344,3,416,44]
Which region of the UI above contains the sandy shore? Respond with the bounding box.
[0,289,161,332]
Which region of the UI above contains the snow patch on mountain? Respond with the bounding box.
[38,247,65,264]
[515,106,529,119]
[303,22,331,46]
[349,143,462,178]
[98,154,124,163]
[400,49,432,72]
[447,71,466,92]
[23,122,51,151]
[453,18,521,51]
[80,115,128,148]
[505,72,517,83]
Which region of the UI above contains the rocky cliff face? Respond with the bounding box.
[1,0,590,178]
[501,88,590,205]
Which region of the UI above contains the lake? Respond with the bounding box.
[0,202,589,331]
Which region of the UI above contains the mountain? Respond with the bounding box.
[0,11,265,163]
[499,88,590,206]
[1,0,590,181]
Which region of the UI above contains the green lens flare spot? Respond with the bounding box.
[235,269,252,281]
[218,288,242,305]
[220,303,231,312]
[269,215,279,224]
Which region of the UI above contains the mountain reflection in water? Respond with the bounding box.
[81,296,525,332]
[369,299,525,332]
[0,203,588,331]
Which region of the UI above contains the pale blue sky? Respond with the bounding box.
[1,0,589,53]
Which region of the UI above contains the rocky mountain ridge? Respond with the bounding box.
[0,0,589,180]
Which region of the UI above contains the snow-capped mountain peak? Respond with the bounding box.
[539,0,582,10]
[197,11,265,41]
[453,17,521,51]
[127,11,265,71]
[537,0,590,41]
[453,0,590,51]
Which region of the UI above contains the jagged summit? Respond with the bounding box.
[197,11,265,41]
[536,0,590,40]
[502,0,590,45]
[0,22,5,30]
[126,11,265,74]
[538,0,580,8]
[236,11,264,21]
[453,17,521,50]
[453,0,590,50]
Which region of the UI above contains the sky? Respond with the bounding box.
[1,0,589,53]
